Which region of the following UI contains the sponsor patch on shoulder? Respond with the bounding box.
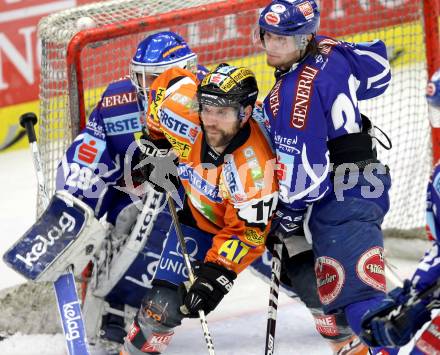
[73,133,106,167]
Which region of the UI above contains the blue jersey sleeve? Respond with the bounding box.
[56,107,124,218]
[341,39,391,100]
[55,79,143,219]
[411,241,440,294]
[410,164,440,293]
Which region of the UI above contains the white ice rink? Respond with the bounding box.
[0,149,424,354]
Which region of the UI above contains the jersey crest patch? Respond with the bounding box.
[315,256,345,305]
[244,229,265,246]
[356,246,386,292]
[314,314,339,337]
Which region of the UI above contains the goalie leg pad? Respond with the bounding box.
[3,191,106,281]
[124,285,182,354]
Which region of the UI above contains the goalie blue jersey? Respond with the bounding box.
[56,77,145,222]
[262,36,391,211]
[56,66,208,223]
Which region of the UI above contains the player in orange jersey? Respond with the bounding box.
[123,63,278,354]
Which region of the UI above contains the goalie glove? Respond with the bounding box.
[360,280,432,347]
[178,262,236,318]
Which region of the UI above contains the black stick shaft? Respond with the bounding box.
[265,238,283,355]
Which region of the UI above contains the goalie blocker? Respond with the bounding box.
[3,191,106,282]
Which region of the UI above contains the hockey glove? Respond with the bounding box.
[178,262,236,318]
[266,205,305,254]
[137,133,180,193]
[360,280,432,347]
[270,205,305,238]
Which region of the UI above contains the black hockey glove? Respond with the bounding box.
[266,206,305,254]
[137,133,180,193]
[178,262,236,318]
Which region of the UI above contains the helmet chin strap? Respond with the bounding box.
[238,106,245,121]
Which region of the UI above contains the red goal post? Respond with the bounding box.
[37,0,440,234]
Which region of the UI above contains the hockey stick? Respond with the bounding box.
[20,112,90,355]
[265,235,283,355]
[166,196,216,355]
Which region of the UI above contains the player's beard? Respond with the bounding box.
[203,120,240,151]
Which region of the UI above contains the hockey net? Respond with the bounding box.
[37,0,439,237]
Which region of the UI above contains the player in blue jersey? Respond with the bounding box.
[257,1,393,353]
[359,69,440,354]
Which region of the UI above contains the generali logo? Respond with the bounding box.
[290,65,319,130]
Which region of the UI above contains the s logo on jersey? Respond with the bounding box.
[73,133,106,167]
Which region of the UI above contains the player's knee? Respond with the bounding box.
[124,285,182,354]
[138,284,183,329]
[310,308,354,342]
[310,308,369,354]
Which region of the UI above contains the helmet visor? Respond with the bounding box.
[254,27,308,54]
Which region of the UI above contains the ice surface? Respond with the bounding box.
[0,147,423,355]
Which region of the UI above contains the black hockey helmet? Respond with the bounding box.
[197,63,259,109]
